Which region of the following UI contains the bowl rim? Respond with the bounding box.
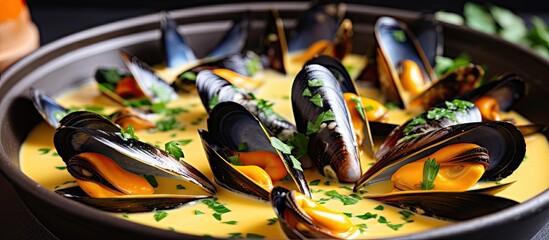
[0,1,548,239]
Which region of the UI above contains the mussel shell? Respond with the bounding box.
[288,1,345,52]
[160,12,197,68]
[54,125,216,195]
[196,70,296,139]
[458,73,526,112]
[31,88,68,128]
[258,8,287,74]
[203,101,310,199]
[410,14,444,68]
[410,64,485,110]
[305,55,357,94]
[59,111,120,132]
[56,186,211,213]
[119,50,178,104]
[376,101,481,160]
[371,191,518,221]
[355,121,526,191]
[270,186,340,239]
[292,64,361,182]
[206,12,250,59]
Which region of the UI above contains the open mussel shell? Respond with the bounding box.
[206,12,250,59]
[59,111,120,132]
[292,64,361,182]
[371,191,518,221]
[160,12,197,68]
[288,1,346,52]
[376,100,481,160]
[409,64,485,111]
[56,186,211,213]
[355,121,526,191]
[257,8,287,74]
[196,70,296,140]
[375,16,437,108]
[410,14,444,68]
[199,102,310,200]
[119,50,178,104]
[54,112,216,195]
[459,73,526,112]
[305,55,357,94]
[31,88,68,128]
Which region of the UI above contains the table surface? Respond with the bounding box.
[1,1,548,239]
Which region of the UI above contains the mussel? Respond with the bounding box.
[198,102,310,200]
[270,186,359,239]
[53,111,216,212]
[160,12,197,68]
[196,69,296,140]
[292,63,361,182]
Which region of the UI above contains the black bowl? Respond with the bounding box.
[0,2,547,239]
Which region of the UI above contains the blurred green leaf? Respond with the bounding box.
[464,2,497,34]
[490,5,527,43]
[435,11,465,25]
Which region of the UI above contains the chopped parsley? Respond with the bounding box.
[392,30,407,42]
[176,184,186,190]
[384,102,400,110]
[350,96,366,121]
[399,210,414,220]
[123,99,151,108]
[356,223,368,233]
[222,221,238,225]
[427,107,457,122]
[38,148,51,155]
[213,213,222,221]
[202,198,231,214]
[55,166,67,170]
[309,179,321,186]
[122,214,129,218]
[165,140,185,160]
[179,71,197,81]
[289,155,303,171]
[194,210,204,215]
[403,116,426,135]
[267,218,278,225]
[245,55,262,76]
[302,88,312,97]
[387,223,404,231]
[378,216,388,223]
[287,132,308,158]
[374,205,385,211]
[445,99,475,112]
[246,233,265,239]
[339,185,353,191]
[307,79,323,87]
[156,117,182,131]
[306,110,336,135]
[150,82,172,103]
[356,212,377,220]
[228,154,243,166]
[143,174,158,188]
[154,211,168,222]
[270,137,293,154]
[309,94,324,107]
[151,102,187,115]
[324,190,359,205]
[177,139,193,145]
[343,212,353,217]
[120,124,139,140]
[208,94,219,110]
[421,158,440,190]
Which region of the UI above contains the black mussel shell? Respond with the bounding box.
[160,12,197,68]
[371,191,518,221]
[202,102,310,199]
[54,122,216,195]
[31,88,68,128]
[292,64,361,182]
[355,121,526,191]
[458,73,526,112]
[206,12,251,59]
[288,1,345,52]
[305,55,357,94]
[56,186,211,213]
[59,111,120,132]
[258,8,287,74]
[410,14,443,68]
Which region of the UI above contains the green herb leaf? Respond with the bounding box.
[309,93,324,107]
[143,174,158,188]
[176,184,186,190]
[435,11,465,25]
[156,117,182,131]
[228,232,242,238]
[55,166,67,170]
[374,205,385,211]
[490,5,527,43]
[246,233,265,239]
[324,190,359,205]
[287,132,308,158]
[378,216,388,223]
[38,148,51,155]
[154,211,168,222]
[356,212,377,220]
[392,30,406,42]
[387,223,404,231]
[427,107,457,122]
[222,221,238,225]
[180,71,197,81]
[339,185,353,191]
[306,110,336,135]
[122,214,129,218]
[421,158,440,190]
[120,124,139,140]
[229,154,243,166]
[123,99,151,108]
[208,94,219,110]
[267,218,278,225]
[464,2,497,34]
[165,140,185,160]
[245,55,262,76]
[343,212,352,217]
[237,142,249,151]
[290,155,303,171]
[384,102,400,110]
[350,96,366,121]
[309,179,321,186]
[302,88,312,97]
[194,210,204,215]
[399,210,414,219]
[213,213,222,221]
[308,79,323,87]
[270,137,293,154]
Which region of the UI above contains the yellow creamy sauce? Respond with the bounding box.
[20,55,549,239]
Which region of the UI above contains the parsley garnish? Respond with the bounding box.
[421,158,440,190]
[222,221,238,225]
[267,218,278,225]
[228,154,243,166]
[246,233,265,239]
[403,116,426,135]
[208,94,219,110]
[306,110,336,135]
[356,223,368,233]
[123,99,151,108]
[143,174,158,188]
[213,213,222,221]
[179,71,197,81]
[392,30,407,42]
[194,210,204,215]
[165,140,185,160]
[374,205,385,211]
[55,166,67,170]
[287,132,308,158]
[177,139,193,145]
[387,223,404,231]
[150,82,172,103]
[270,137,293,154]
[343,212,353,217]
[38,148,51,155]
[120,125,139,140]
[324,190,359,205]
[339,185,353,191]
[399,210,414,220]
[427,107,457,122]
[176,184,186,190]
[156,117,182,131]
[307,79,323,87]
[154,211,168,222]
[245,55,261,76]
[356,212,377,220]
[202,198,231,214]
[289,155,303,171]
[302,88,312,97]
[350,96,366,121]
[309,94,324,107]
[309,179,321,186]
[151,102,187,115]
[445,99,475,112]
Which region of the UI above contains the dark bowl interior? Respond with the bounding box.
[0,2,548,239]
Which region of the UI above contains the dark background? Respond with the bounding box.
[1,0,548,239]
